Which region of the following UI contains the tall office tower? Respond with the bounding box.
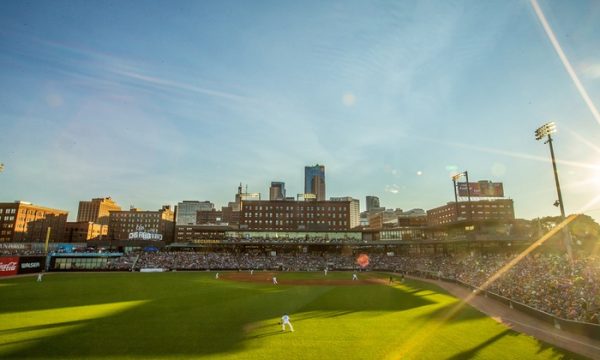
[77,197,122,225]
[366,196,380,211]
[304,164,326,201]
[269,181,286,201]
[175,201,214,225]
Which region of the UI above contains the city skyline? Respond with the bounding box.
[1,1,600,222]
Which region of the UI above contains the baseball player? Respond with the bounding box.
[36,273,43,282]
[272,276,278,285]
[352,273,358,281]
[281,314,294,332]
[215,272,219,279]
[324,268,328,276]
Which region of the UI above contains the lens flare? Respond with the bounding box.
[356,254,369,268]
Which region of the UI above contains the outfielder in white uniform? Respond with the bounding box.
[36,273,43,282]
[272,276,278,284]
[215,272,219,279]
[352,273,358,281]
[281,314,294,332]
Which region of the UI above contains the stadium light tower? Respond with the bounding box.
[534,122,572,260]
[451,171,471,221]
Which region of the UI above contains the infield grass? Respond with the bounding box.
[0,272,584,359]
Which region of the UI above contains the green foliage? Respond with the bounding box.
[0,272,583,359]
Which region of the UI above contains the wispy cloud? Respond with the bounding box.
[13,35,251,105]
[385,184,400,194]
[109,68,249,102]
[408,134,600,170]
[580,62,600,79]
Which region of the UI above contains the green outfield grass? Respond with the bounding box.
[0,272,584,360]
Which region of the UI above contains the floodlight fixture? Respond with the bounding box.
[535,122,556,140]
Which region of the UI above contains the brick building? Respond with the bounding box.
[77,197,121,225]
[240,199,353,231]
[109,206,175,242]
[427,199,515,226]
[64,221,108,242]
[0,201,68,243]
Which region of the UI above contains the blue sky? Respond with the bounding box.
[1,0,599,221]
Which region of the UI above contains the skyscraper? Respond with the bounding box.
[269,181,286,201]
[366,196,380,211]
[304,164,326,201]
[175,201,214,225]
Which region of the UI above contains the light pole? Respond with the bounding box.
[452,171,472,222]
[535,122,573,260]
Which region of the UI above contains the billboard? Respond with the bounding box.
[18,256,46,274]
[128,225,163,241]
[457,181,504,198]
[0,256,19,276]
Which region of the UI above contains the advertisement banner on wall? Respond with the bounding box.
[457,181,504,198]
[0,256,19,276]
[18,256,46,274]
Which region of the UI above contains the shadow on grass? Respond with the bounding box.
[446,329,513,360]
[0,319,89,336]
[247,330,287,339]
[415,301,487,324]
[534,338,589,360]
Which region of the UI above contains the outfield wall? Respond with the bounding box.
[0,256,46,276]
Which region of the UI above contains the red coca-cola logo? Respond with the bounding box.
[0,262,17,271]
[0,257,19,276]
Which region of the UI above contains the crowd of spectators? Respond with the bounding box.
[135,251,359,271]
[0,249,46,256]
[103,254,139,270]
[211,236,365,244]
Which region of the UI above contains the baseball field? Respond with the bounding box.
[0,272,584,359]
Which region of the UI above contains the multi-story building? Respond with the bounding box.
[64,221,108,242]
[427,199,515,226]
[367,209,404,230]
[221,205,240,226]
[330,197,360,229]
[397,209,428,227]
[197,209,222,224]
[305,164,326,201]
[366,196,380,211]
[269,182,286,201]
[77,197,121,225]
[109,206,175,242]
[0,201,68,243]
[240,199,353,231]
[175,224,232,243]
[175,201,214,226]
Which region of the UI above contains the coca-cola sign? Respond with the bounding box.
[0,257,19,276]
